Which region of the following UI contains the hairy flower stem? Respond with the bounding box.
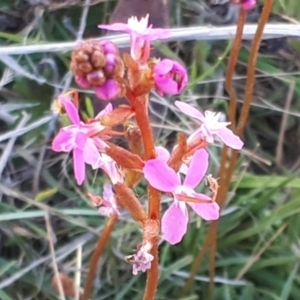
[226,8,247,127]
[144,244,159,300]
[129,93,160,300]
[182,1,274,297]
[82,214,118,300]
[131,94,160,219]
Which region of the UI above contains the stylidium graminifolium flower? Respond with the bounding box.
[98,14,171,64]
[143,148,220,245]
[175,101,244,150]
[52,97,108,185]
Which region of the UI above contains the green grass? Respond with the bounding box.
[0,0,300,299]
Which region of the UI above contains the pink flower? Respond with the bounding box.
[52,96,106,185]
[98,183,120,216]
[143,149,220,245]
[153,59,188,95]
[126,242,154,275]
[175,101,244,150]
[93,153,124,184]
[98,14,171,63]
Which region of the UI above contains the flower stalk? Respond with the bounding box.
[50,12,248,300]
[82,213,118,300]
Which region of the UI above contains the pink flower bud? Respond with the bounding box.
[94,79,121,101]
[71,40,125,99]
[230,0,256,10]
[153,59,188,95]
[241,0,256,10]
[75,75,90,88]
[100,40,119,55]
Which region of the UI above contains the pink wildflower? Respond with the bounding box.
[52,97,107,185]
[175,101,244,150]
[143,149,220,245]
[126,242,154,275]
[98,183,120,216]
[98,14,171,64]
[153,59,188,95]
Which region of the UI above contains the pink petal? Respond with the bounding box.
[186,128,203,145]
[189,198,220,221]
[74,131,87,151]
[175,101,205,122]
[175,101,205,123]
[216,127,244,150]
[73,148,85,185]
[143,159,180,192]
[148,28,171,40]
[52,129,74,152]
[98,23,130,32]
[103,183,114,200]
[162,202,189,245]
[75,75,90,89]
[155,146,170,161]
[155,78,180,95]
[155,59,173,74]
[93,137,108,152]
[83,138,100,165]
[95,103,113,119]
[94,79,120,101]
[154,59,188,95]
[184,149,209,188]
[60,97,80,125]
[242,0,256,10]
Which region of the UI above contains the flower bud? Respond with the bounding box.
[71,40,125,100]
[230,0,256,10]
[153,59,188,95]
[94,79,122,101]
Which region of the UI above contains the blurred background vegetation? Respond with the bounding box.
[0,0,300,299]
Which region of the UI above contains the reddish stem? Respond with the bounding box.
[130,94,160,220]
[208,1,274,298]
[182,1,274,296]
[128,93,160,299]
[82,214,118,300]
[144,244,159,300]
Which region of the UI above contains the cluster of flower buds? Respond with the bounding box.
[52,14,245,275]
[71,40,125,100]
